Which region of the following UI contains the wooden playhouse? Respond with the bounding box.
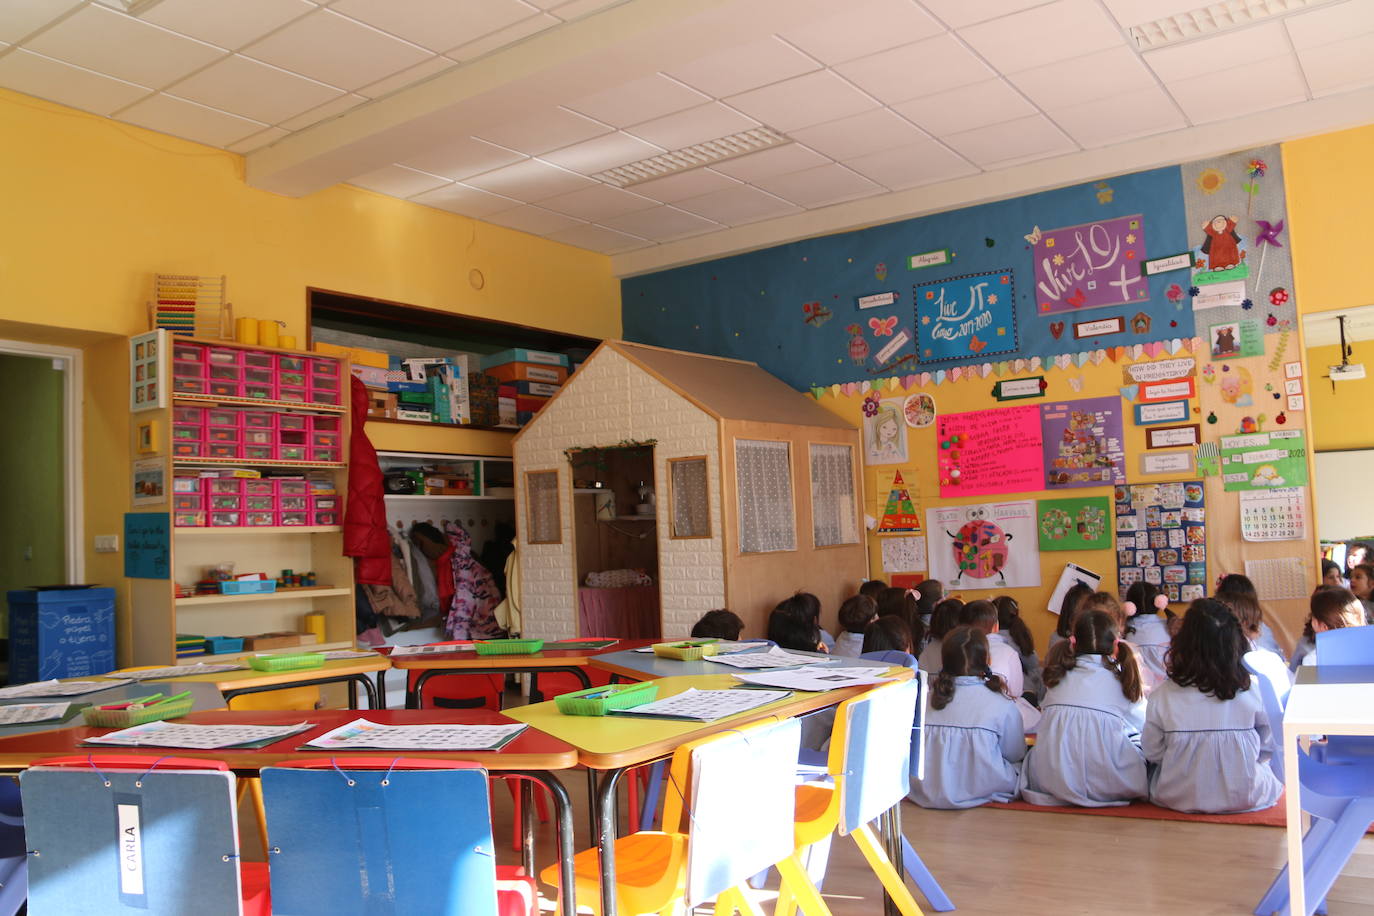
[512,340,866,640]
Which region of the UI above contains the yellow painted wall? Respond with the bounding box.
[0,89,621,662]
[1306,342,1374,451]
[1285,122,1374,317]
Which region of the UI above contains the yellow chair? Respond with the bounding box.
[540,717,826,916]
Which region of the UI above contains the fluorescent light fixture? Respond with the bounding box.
[93,0,167,15]
[593,127,789,188]
[1130,0,1341,49]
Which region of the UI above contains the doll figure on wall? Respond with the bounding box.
[1219,365,1254,407]
[1198,215,1246,271]
[865,400,908,465]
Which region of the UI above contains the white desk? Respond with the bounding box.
[1281,666,1374,915]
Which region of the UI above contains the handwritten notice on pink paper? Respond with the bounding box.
[936,406,1045,497]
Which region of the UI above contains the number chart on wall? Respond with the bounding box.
[1114,482,1206,603]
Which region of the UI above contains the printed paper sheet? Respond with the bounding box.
[927,500,1040,590]
[0,679,129,699]
[85,720,314,749]
[609,688,791,722]
[0,703,69,725]
[880,536,927,573]
[301,719,527,752]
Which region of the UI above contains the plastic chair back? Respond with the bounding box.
[859,649,919,669]
[261,757,502,915]
[1315,627,1374,665]
[832,678,922,835]
[1243,653,1290,781]
[682,718,800,907]
[21,756,247,915]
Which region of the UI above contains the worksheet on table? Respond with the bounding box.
[116,663,245,680]
[0,679,130,698]
[300,719,528,751]
[733,668,901,692]
[703,648,832,670]
[0,703,70,724]
[85,720,314,749]
[608,688,791,721]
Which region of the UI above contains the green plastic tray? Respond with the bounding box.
[653,640,719,660]
[473,638,544,656]
[82,696,195,728]
[554,681,658,716]
[247,652,326,672]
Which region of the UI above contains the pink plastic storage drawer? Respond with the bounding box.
[207,478,242,494]
[172,494,201,511]
[244,445,273,460]
[209,365,242,382]
[173,406,204,424]
[279,495,308,512]
[310,447,340,463]
[207,347,242,366]
[277,414,308,431]
[208,381,241,398]
[207,427,240,443]
[246,511,276,527]
[310,416,341,433]
[208,443,239,459]
[173,360,205,379]
[313,510,339,526]
[206,408,239,427]
[243,411,274,429]
[174,511,205,527]
[244,479,274,496]
[311,495,339,511]
[210,511,241,527]
[209,495,241,511]
[172,424,202,442]
[279,429,306,447]
[310,358,340,378]
[244,383,274,400]
[172,344,204,363]
[277,355,306,372]
[173,377,206,394]
[279,370,307,388]
[309,388,341,406]
[243,429,272,446]
[245,495,275,512]
[278,480,308,496]
[277,445,307,461]
[172,476,201,494]
[173,441,203,457]
[311,432,339,448]
[244,351,273,369]
[279,511,308,526]
[244,367,273,386]
[277,386,307,404]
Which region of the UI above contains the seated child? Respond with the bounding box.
[1019,609,1148,807]
[1294,585,1367,667]
[876,587,926,652]
[690,609,744,640]
[917,598,964,673]
[858,579,888,600]
[834,595,878,657]
[767,607,822,653]
[770,593,830,653]
[908,626,1026,809]
[1047,581,1093,654]
[957,600,1024,700]
[1217,573,1286,659]
[914,580,945,645]
[1144,598,1282,813]
[1124,582,1172,689]
[861,614,914,658]
[994,595,1043,702]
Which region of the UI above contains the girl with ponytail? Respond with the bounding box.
[1018,609,1148,807]
[1124,581,1172,690]
[908,626,1027,809]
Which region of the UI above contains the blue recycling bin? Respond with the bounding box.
[7,587,116,684]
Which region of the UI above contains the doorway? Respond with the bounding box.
[568,446,661,639]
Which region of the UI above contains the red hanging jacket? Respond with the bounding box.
[344,375,391,585]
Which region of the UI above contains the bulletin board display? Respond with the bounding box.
[927,501,1040,590]
[1038,496,1112,552]
[935,405,1043,497]
[1218,430,1308,492]
[1041,397,1126,489]
[1114,481,1207,603]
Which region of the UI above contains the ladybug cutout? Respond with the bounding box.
[947,506,1014,584]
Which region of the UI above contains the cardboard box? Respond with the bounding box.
[242,632,307,651]
[515,395,551,413]
[314,341,387,368]
[367,391,398,418]
[351,365,388,388]
[396,408,432,422]
[480,347,569,369]
[511,380,561,397]
[499,397,517,426]
[387,380,427,394]
[485,362,568,384]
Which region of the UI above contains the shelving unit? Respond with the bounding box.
[376,451,516,552]
[127,333,356,666]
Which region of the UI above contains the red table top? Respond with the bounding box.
[0,708,579,773]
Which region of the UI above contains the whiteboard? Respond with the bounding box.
[1314,450,1374,540]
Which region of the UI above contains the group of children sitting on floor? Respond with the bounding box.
[686,571,1370,816]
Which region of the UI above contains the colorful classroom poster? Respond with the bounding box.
[1218,430,1309,492]
[874,468,921,534]
[880,536,927,573]
[1037,496,1112,551]
[1113,481,1206,604]
[863,398,908,465]
[1041,397,1126,488]
[914,269,1018,362]
[927,501,1040,590]
[1032,214,1148,314]
[1208,318,1262,360]
[935,405,1044,498]
[1239,487,1307,542]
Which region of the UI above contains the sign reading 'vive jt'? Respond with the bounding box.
[915,268,1019,363]
[1033,214,1149,314]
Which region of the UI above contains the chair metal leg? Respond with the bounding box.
[638,760,667,832]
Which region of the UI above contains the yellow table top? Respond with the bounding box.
[111,655,391,690]
[504,671,907,769]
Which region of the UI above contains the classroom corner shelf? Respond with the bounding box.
[176,525,343,536]
[174,457,347,470]
[173,394,348,414]
[175,586,351,607]
[189,639,357,664]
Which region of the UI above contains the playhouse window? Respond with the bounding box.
[810,443,859,547]
[525,470,561,544]
[669,457,711,539]
[735,439,796,554]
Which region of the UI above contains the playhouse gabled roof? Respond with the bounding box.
[606,341,855,429]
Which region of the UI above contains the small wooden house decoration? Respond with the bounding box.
[513,341,866,640]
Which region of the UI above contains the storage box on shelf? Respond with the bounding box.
[129,335,357,668]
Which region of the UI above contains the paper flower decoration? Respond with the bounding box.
[1165,283,1184,304]
[1202,365,1216,383]
[1197,168,1226,195]
[1246,158,1267,179]
[1242,298,1254,311]
[861,392,881,417]
[1189,286,1201,298]
[1270,287,1289,306]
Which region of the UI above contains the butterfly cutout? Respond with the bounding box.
[968,335,987,353]
[1023,226,1043,245]
[868,316,897,337]
[1067,288,1086,309]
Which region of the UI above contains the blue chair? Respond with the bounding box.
[0,779,26,916]
[860,649,920,669]
[1315,627,1374,664]
[1243,652,1292,781]
[1253,750,1374,916]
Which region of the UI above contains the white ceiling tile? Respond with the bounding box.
[548,0,622,20]
[168,55,343,125]
[844,136,978,189]
[789,108,929,162]
[473,106,610,155]
[666,36,820,99]
[539,184,658,220]
[1287,0,1374,48]
[711,143,831,182]
[119,93,268,148]
[447,12,557,61]
[627,168,741,204]
[1099,0,1215,29]
[673,185,801,225]
[918,0,1050,29]
[25,4,226,88]
[600,205,723,242]
[565,74,708,128]
[142,0,316,51]
[355,56,455,99]
[1143,21,1290,83]
[227,125,289,153]
[892,78,1036,136]
[330,0,538,54]
[958,0,1127,73]
[941,113,1076,167]
[544,223,652,254]
[727,70,879,132]
[779,0,944,64]
[398,136,525,180]
[410,182,522,218]
[751,163,884,208]
[482,204,585,235]
[277,92,366,130]
[242,8,433,91]
[624,102,759,150]
[1009,46,1157,110]
[348,164,451,198]
[0,0,81,44]
[1046,83,1186,148]
[835,33,994,105]
[539,132,664,174]
[1166,53,1308,123]
[1297,31,1374,97]
[0,49,149,116]
[463,158,597,201]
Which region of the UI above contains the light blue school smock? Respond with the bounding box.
[908,675,1026,809]
[1018,655,1148,807]
[833,630,865,659]
[1128,613,1172,687]
[917,638,942,674]
[1289,635,1315,670]
[1143,677,1282,813]
[1254,621,1286,661]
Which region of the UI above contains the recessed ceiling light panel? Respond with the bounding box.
[593,127,790,188]
[1130,0,1341,49]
